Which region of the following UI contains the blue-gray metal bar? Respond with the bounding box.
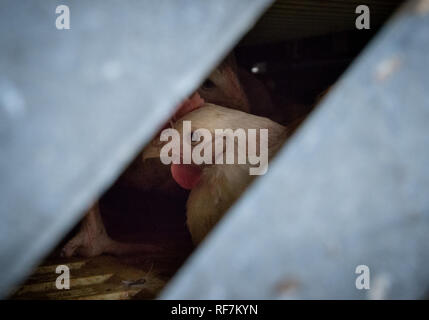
[162,0,429,299]
[0,0,273,298]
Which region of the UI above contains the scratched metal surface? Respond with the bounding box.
[0,0,273,297]
[162,0,429,299]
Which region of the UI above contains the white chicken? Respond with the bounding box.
[144,104,289,244]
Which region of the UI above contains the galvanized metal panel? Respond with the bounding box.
[162,0,429,299]
[0,0,273,298]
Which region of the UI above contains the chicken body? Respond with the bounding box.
[186,164,252,244]
[198,54,250,113]
[148,104,289,244]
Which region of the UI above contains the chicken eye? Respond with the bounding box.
[201,79,216,89]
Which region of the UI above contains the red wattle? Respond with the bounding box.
[171,163,202,190]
